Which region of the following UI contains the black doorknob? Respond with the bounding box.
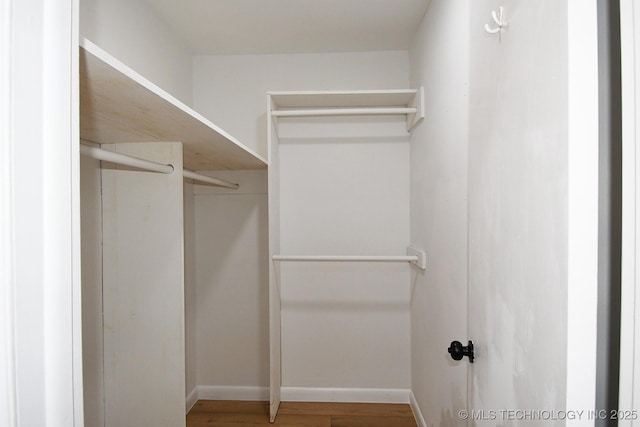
[448,340,474,363]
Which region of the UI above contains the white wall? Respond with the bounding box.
[194,171,269,394]
[409,2,598,425]
[277,117,411,394]
[467,0,571,421]
[408,0,470,425]
[193,51,409,158]
[192,51,410,396]
[80,0,194,105]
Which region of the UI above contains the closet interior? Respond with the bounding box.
[80,34,426,425]
[75,0,591,425]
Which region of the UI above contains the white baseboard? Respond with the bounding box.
[196,385,269,401]
[281,387,410,403]
[188,385,416,419]
[410,391,427,427]
[186,387,198,413]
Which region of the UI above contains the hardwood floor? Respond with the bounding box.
[187,400,418,427]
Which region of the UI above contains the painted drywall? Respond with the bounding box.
[409,2,592,425]
[80,151,104,427]
[408,0,470,424]
[193,51,409,158]
[277,118,411,391]
[467,0,568,422]
[80,0,194,105]
[142,0,430,55]
[194,171,269,390]
[192,51,410,395]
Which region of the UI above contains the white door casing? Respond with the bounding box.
[566,0,600,423]
[619,0,640,424]
[0,0,17,423]
[4,0,83,425]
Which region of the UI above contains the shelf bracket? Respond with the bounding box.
[407,87,425,132]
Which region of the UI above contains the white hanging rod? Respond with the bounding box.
[271,107,417,118]
[80,144,174,174]
[273,255,418,262]
[80,144,239,189]
[183,169,239,190]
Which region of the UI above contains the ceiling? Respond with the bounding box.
[142,0,431,55]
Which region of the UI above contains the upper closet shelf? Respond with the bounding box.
[269,88,425,131]
[80,38,267,171]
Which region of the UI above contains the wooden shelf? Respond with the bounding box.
[268,89,424,131]
[79,38,267,171]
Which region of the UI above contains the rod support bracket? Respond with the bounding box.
[407,87,425,131]
[407,246,427,270]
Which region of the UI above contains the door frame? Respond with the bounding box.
[0,0,17,423]
[619,0,640,422]
[1,0,83,425]
[567,0,600,419]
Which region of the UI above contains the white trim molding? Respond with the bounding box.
[186,387,198,413]
[8,0,82,424]
[196,385,270,402]
[280,387,410,404]
[0,0,17,424]
[566,0,600,421]
[409,391,428,427]
[620,0,640,424]
[191,385,412,406]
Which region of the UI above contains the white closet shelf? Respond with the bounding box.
[79,38,267,171]
[268,88,425,131]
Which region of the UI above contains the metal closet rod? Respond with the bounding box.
[79,144,239,190]
[272,255,419,262]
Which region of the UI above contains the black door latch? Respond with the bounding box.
[448,340,474,363]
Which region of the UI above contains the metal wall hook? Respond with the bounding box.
[484,6,506,35]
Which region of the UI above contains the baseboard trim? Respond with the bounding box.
[410,391,428,427]
[197,385,269,401]
[188,386,414,410]
[281,387,411,403]
[186,387,198,413]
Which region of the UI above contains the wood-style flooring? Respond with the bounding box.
[187,400,418,427]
